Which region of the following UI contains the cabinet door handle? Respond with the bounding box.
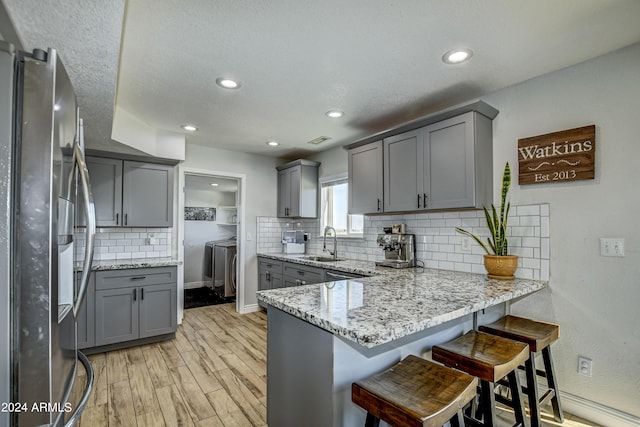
[131,276,146,281]
[266,271,271,281]
[295,279,300,285]
[417,194,421,208]
[377,198,381,212]
[300,280,306,285]
[141,288,144,300]
[124,213,128,225]
[424,193,428,208]
[116,213,119,225]
[133,288,137,302]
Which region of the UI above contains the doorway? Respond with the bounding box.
[177,167,246,322]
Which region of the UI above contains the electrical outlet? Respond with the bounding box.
[461,237,472,252]
[600,238,625,257]
[578,356,592,377]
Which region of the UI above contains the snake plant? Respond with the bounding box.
[456,162,512,255]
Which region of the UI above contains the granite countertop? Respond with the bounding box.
[77,257,181,271]
[256,253,547,348]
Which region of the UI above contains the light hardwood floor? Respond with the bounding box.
[71,303,600,427]
[73,303,267,427]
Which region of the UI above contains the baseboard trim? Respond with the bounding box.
[184,281,208,290]
[560,390,640,426]
[240,303,262,314]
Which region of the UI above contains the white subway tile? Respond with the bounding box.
[523,258,541,269]
[443,212,460,219]
[447,253,464,262]
[519,216,540,227]
[522,237,541,248]
[541,260,550,281]
[517,268,534,279]
[454,263,472,273]
[540,204,550,217]
[516,205,540,216]
[438,261,454,271]
[541,238,550,259]
[541,217,550,238]
[445,218,462,227]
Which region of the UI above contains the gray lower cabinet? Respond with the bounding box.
[258,258,283,291]
[348,141,383,214]
[283,262,323,287]
[94,267,177,347]
[383,111,493,212]
[77,273,95,349]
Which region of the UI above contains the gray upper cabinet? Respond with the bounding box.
[383,111,493,212]
[276,159,320,218]
[123,161,174,227]
[78,157,122,226]
[82,157,174,227]
[421,112,492,209]
[383,129,422,212]
[348,141,383,214]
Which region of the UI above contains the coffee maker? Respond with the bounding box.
[375,233,416,268]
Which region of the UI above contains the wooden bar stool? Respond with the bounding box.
[479,315,564,427]
[352,355,478,427]
[432,330,530,427]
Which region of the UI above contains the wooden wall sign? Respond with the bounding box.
[518,124,595,185]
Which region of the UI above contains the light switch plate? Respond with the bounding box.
[600,238,624,257]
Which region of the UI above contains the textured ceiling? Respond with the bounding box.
[3,0,640,158]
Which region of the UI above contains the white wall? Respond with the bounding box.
[182,144,282,308]
[483,43,640,419]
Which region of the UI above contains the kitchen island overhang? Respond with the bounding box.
[257,263,546,427]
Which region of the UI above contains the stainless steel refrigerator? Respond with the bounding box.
[0,41,96,426]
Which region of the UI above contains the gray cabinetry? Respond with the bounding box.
[79,157,122,226]
[277,159,320,218]
[383,129,422,212]
[383,111,493,212]
[258,258,283,291]
[76,273,95,349]
[82,157,174,227]
[421,112,492,209]
[123,161,174,227]
[283,262,323,287]
[348,141,383,214]
[94,267,177,347]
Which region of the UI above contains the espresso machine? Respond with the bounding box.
[375,233,416,268]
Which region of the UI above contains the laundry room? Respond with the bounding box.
[183,174,238,308]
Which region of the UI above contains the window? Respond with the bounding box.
[320,174,363,236]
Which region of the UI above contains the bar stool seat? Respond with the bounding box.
[352,355,478,427]
[432,330,530,427]
[479,315,563,427]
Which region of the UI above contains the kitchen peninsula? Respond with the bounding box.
[256,255,546,427]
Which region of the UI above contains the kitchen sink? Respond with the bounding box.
[302,255,346,262]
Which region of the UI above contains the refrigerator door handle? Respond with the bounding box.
[73,120,96,319]
[63,351,94,427]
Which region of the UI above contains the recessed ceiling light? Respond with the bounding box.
[210,183,219,187]
[54,103,61,111]
[216,78,241,89]
[266,140,280,147]
[181,124,198,132]
[442,48,473,64]
[325,110,344,118]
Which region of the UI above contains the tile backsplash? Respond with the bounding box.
[257,203,550,281]
[75,228,172,261]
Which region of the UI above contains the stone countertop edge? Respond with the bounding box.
[256,252,547,348]
[77,257,182,271]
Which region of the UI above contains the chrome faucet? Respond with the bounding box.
[323,226,338,260]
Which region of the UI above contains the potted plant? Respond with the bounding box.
[456,162,518,279]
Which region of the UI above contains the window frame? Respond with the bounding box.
[319,173,363,238]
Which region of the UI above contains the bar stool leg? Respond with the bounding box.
[450,410,465,427]
[542,347,564,423]
[480,380,498,427]
[365,413,380,427]
[525,352,542,427]
[508,370,528,427]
